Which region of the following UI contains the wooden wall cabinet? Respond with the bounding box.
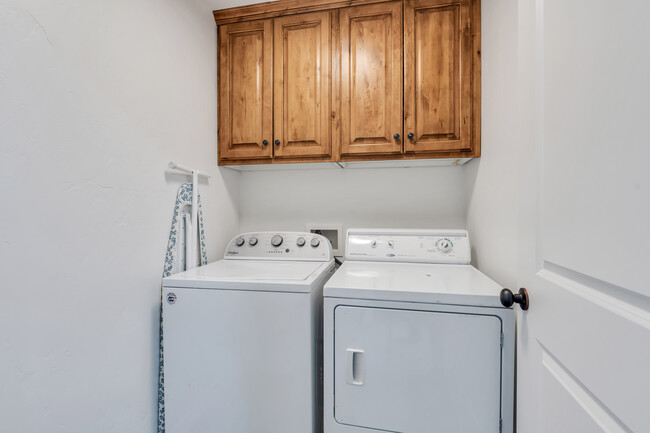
[273,12,331,159]
[218,13,332,164]
[404,0,477,154]
[339,1,403,156]
[218,20,273,161]
[215,0,480,167]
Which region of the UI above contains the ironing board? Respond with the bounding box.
[159,183,208,433]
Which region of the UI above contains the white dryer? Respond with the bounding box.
[162,232,334,433]
[323,229,514,433]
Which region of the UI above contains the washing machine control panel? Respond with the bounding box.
[225,232,332,261]
[346,229,471,264]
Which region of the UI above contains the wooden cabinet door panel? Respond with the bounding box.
[273,12,331,158]
[404,0,474,153]
[340,2,403,156]
[218,20,273,161]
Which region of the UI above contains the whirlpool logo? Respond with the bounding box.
[167,293,177,305]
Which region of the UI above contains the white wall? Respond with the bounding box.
[0,0,527,429]
[464,0,519,288]
[0,1,238,431]
[238,166,469,244]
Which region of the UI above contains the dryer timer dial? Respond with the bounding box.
[436,238,453,253]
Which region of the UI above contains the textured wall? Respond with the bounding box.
[238,166,469,245]
[464,0,519,288]
[0,0,239,431]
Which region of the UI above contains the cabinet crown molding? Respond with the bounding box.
[213,0,396,25]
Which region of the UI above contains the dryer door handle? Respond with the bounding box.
[345,349,365,386]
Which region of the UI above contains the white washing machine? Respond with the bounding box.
[323,229,515,433]
[162,232,334,433]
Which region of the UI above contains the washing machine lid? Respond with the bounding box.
[163,259,333,293]
[324,261,504,308]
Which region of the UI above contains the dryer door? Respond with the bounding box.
[334,306,502,433]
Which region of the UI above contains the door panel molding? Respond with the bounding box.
[539,263,650,330]
[541,346,631,433]
[527,269,650,433]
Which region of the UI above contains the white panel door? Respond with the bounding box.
[334,306,502,433]
[516,1,650,432]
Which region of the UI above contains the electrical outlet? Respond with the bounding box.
[306,224,343,257]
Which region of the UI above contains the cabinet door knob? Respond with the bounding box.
[393,133,400,140]
[262,140,268,146]
[274,139,280,146]
[407,133,414,139]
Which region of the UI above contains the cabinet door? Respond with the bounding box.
[218,20,273,161]
[340,2,403,156]
[273,12,331,159]
[404,0,476,153]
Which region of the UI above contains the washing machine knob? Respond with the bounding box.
[248,237,258,246]
[296,237,306,247]
[310,237,320,248]
[271,235,283,247]
[235,237,245,247]
[370,240,377,248]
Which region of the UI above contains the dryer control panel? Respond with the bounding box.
[345,229,471,264]
[224,232,332,262]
